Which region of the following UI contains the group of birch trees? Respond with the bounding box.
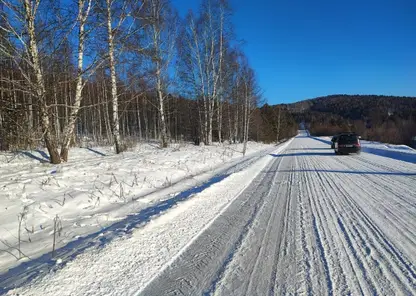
[0,0,270,163]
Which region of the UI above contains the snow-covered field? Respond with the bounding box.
[2,133,416,296]
[0,141,274,275]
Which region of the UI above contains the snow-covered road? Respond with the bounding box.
[140,134,416,296]
[4,133,416,295]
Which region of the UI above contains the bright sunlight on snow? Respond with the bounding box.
[0,141,272,274]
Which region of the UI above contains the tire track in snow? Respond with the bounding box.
[138,156,287,296]
[340,167,416,256]
[293,148,326,295]
[334,154,416,206]
[243,167,289,295]
[298,152,351,295]
[313,154,409,294]
[138,135,415,296]
[333,156,416,242]
[305,157,368,295]
[212,149,296,296]
[336,180,414,294]
[209,154,291,296]
[340,189,416,291]
[307,154,384,295]
[268,157,296,296]
[311,152,415,294]
[330,159,416,286]
[269,156,300,295]
[341,163,416,209]
[299,152,335,296]
[355,153,416,177]
[296,177,314,296]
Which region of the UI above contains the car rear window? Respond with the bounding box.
[339,135,358,144]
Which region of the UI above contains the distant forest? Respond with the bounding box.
[285,95,416,146]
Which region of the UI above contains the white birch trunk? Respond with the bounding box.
[157,69,168,147]
[234,77,240,143]
[106,0,122,154]
[151,1,168,147]
[242,84,249,156]
[60,0,91,161]
[23,0,61,164]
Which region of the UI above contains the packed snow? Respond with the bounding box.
[141,133,416,296]
[0,141,274,275]
[2,133,416,296]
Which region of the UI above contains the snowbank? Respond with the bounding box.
[359,141,416,163]
[0,141,273,274]
[312,136,416,164]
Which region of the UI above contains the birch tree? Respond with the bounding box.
[0,0,277,155]
[23,0,59,162]
[1,0,98,162]
[240,60,259,155]
[102,0,144,153]
[60,0,92,161]
[203,0,227,145]
[177,0,230,145]
[145,0,176,148]
[0,0,62,163]
[104,0,122,153]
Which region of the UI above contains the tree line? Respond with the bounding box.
[290,95,416,146]
[1,0,298,163]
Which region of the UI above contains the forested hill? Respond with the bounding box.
[286,95,416,145]
[287,95,416,119]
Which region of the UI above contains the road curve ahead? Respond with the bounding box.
[139,134,416,296]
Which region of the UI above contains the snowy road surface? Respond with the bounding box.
[5,134,416,295]
[140,135,416,296]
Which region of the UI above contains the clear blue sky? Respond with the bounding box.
[172,0,416,104]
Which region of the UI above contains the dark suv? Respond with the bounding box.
[334,133,361,155]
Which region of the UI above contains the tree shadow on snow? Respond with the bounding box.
[309,137,332,145]
[270,152,335,157]
[17,151,49,163]
[289,148,332,151]
[86,147,107,157]
[278,169,416,176]
[0,173,229,294]
[34,150,50,161]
